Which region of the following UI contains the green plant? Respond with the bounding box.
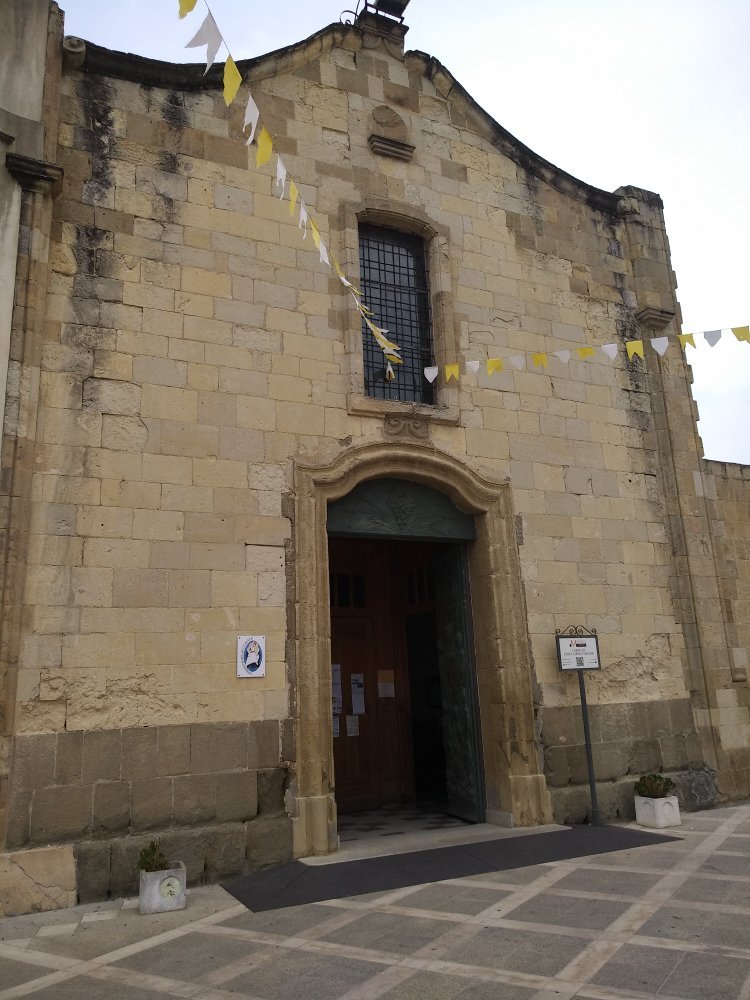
[137,840,169,872]
[634,772,676,798]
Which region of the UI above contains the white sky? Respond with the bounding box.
[59,0,750,465]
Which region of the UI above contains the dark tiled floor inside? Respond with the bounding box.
[337,801,470,841]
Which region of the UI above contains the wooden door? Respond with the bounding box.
[329,538,413,812]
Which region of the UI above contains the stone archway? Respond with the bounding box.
[291,441,552,858]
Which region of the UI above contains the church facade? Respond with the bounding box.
[1,0,748,912]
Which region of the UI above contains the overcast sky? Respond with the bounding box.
[59,0,750,465]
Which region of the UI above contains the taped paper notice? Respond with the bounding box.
[378,670,395,698]
[346,715,359,737]
[333,716,340,738]
[351,673,365,715]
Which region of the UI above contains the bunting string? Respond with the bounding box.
[177,0,402,372]
[177,2,747,389]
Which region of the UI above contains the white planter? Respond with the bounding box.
[138,861,187,915]
[634,794,681,829]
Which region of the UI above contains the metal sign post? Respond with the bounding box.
[555,625,602,826]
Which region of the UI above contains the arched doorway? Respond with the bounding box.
[327,479,484,823]
[291,442,552,860]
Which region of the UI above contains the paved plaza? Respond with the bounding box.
[1,803,749,1000]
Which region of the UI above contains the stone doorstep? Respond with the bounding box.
[0,844,77,918]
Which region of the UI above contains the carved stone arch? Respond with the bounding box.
[291,440,552,859]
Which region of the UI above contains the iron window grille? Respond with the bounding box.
[358,224,434,404]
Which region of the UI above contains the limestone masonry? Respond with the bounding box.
[0,0,748,914]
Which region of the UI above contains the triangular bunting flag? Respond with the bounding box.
[255,127,272,167]
[650,336,669,356]
[310,220,321,249]
[332,256,361,295]
[577,347,595,359]
[601,343,618,361]
[424,366,439,383]
[704,330,722,347]
[486,358,503,374]
[445,364,460,382]
[385,362,396,382]
[223,56,242,107]
[299,202,308,237]
[275,156,287,198]
[509,356,525,370]
[466,360,480,374]
[179,0,198,17]
[531,353,548,369]
[243,93,259,145]
[319,240,330,267]
[554,350,571,363]
[731,326,750,343]
[678,334,696,350]
[289,180,299,216]
[185,12,222,74]
[626,340,644,361]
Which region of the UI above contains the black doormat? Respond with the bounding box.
[224,825,678,912]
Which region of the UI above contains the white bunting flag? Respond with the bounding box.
[319,239,330,267]
[424,366,439,383]
[650,336,669,356]
[299,202,308,238]
[554,350,571,364]
[243,93,259,144]
[704,329,722,347]
[601,343,618,361]
[509,356,525,370]
[275,156,287,198]
[466,360,480,374]
[185,12,223,74]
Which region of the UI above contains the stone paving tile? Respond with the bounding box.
[0,957,58,989]
[549,866,662,897]
[698,852,750,876]
[501,892,630,930]
[589,941,689,993]
[318,909,451,954]
[639,905,750,949]
[220,900,340,936]
[660,951,750,1000]
[379,970,537,999]
[395,883,511,915]
[444,925,587,977]
[222,948,385,999]
[671,875,750,906]
[111,927,262,978]
[17,978,168,1000]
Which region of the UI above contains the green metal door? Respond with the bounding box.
[433,544,485,823]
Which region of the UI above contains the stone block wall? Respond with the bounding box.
[7,720,292,900]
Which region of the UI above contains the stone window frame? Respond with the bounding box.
[332,200,460,425]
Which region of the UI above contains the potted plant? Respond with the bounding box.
[633,772,681,829]
[137,839,187,915]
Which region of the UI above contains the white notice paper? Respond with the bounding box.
[346,715,359,737]
[351,673,365,715]
[332,716,340,738]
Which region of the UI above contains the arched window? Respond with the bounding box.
[359,223,434,404]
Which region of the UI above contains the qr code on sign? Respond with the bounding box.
[575,656,584,667]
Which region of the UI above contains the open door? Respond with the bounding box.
[433,544,485,822]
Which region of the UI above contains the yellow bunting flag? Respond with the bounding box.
[255,127,272,167]
[289,180,299,216]
[532,352,548,369]
[223,56,242,106]
[577,347,595,359]
[731,326,750,343]
[310,220,321,249]
[626,340,644,361]
[678,333,696,350]
[445,364,460,382]
[487,358,503,374]
[178,0,198,17]
[386,361,396,381]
